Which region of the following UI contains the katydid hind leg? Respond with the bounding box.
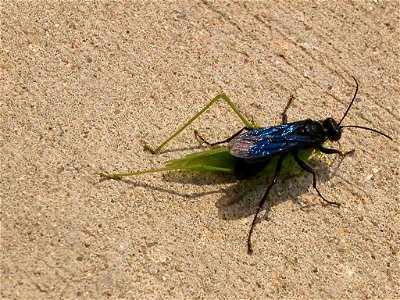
[150,93,255,153]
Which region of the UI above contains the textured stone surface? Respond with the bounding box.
[1,1,399,298]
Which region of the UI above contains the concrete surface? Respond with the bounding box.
[1,1,399,299]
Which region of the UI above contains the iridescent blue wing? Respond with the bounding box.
[228,122,317,160]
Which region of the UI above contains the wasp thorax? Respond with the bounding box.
[323,118,341,141]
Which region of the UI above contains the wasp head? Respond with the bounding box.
[323,118,341,141]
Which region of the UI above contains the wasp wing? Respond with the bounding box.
[228,122,317,161]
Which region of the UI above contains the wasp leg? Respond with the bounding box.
[194,127,251,146]
[247,154,287,254]
[318,146,355,157]
[293,151,340,207]
[281,95,295,124]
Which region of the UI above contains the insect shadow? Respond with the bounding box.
[101,77,392,254]
[216,158,335,220]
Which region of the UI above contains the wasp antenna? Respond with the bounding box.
[341,125,393,140]
[339,76,359,126]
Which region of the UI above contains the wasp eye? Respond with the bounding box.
[323,118,341,141]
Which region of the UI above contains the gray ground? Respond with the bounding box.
[1,1,399,299]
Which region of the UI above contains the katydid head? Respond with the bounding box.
[322,77,392,142]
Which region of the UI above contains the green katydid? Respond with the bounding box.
[99,92,314,192]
